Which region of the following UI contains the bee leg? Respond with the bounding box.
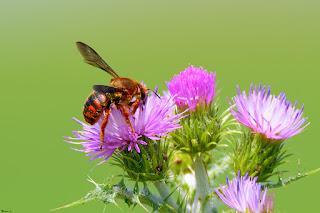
[100,108,111,150]
[130,100,141,115]
[116,104,135,135]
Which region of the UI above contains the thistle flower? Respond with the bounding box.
[65,89,185,164]
[166,65,217,112]
[215,172,274,213]
[228,84,309,140]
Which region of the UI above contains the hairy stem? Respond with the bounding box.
[154,181,179,210]
[192,155,210,213]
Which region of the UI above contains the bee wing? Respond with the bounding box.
[76,42,119,78]
[93,85,123,93]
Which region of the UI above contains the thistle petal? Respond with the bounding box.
[166,65,217,111]
[215,171,274,213]
[228,84,309,140]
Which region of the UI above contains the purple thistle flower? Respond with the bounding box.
[65,89,185,164]
[215,171,274,213]
[228,84,309,140]
[166,65,217,111]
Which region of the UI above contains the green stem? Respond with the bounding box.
[192,155,211,213]
[153,181,179,210]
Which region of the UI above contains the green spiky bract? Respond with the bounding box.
[231,128,292,182]
[111,137,172,182]
[170,101,237,159]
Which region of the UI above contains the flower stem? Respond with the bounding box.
[192,155,211,213]
[153,181,179,210]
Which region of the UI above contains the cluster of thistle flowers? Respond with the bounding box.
[66,65,309,212]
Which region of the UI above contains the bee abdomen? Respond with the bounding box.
[83,91,110,125]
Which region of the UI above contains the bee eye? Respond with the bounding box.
[137,85,146,101]
[141,90,146,101]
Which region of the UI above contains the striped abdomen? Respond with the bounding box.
[83,91,111,125]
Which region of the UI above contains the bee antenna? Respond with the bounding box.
[147,88,161,99]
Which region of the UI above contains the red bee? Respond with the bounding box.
[76,42,155,150]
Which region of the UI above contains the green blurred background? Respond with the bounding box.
[1,0,319,212]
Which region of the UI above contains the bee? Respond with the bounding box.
[76,42,156,150]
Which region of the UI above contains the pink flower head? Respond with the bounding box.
[65,87,185,164]
[215,171,274,213]
[228,84,309,140]
[166,65,217,111]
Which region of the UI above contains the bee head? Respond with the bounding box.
[137,83,160,105]
[138,84,148,104]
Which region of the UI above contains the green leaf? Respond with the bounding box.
[53,178,179,213]
[263,168,320,188]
